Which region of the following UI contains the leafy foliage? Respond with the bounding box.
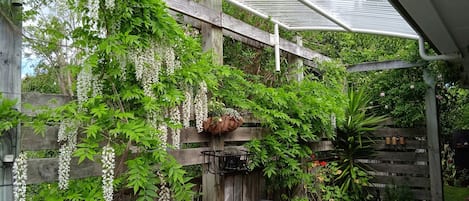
[27,177,105,201]
[223,61,348,197]
[0,93,24,135]
[309,162,352,201]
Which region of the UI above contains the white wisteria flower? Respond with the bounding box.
[13,152,27,201]
[102,146,115,201]
[105,0,115,10]
[57,120,78,143]
[77,66,92,106]
[92,74,103,97]
[87,0,99,31]
[164,46,179,75]
[58,144,73,190]
[130,41,162,97]
[159,123,168,148]
[169,107,181,149]
[156,170,171,201]
[182,89,192,128]
[194,81,208,133]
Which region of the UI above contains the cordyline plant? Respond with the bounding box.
[334,87,388,200]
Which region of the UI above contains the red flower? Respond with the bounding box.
[319,161,327,167]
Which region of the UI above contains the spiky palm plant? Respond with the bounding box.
[334,87,388,200]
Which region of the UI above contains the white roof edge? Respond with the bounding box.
[225,0,291,29]
[351,28,418,40]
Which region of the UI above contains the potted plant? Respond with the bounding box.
[202,101,244,135]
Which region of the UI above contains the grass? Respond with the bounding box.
[444,185,469,201]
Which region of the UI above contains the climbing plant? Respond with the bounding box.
[21,0,221,200]
[0,93,24,135]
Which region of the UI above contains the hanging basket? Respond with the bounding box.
[202,115,244,135]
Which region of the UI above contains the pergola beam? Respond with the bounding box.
[347,60,422,72]
[164,0,330,62]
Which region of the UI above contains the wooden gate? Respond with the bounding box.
[362,127,431,200]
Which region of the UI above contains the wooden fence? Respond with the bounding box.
[21,93,434,201]
[364,127,431,201]
[21,93,269,200]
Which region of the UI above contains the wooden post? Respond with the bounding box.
[423,69,443,201]
[287,36,304,82]
[199,0,224,200]
[0,1,22,200]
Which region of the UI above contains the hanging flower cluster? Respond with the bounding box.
[164,47,180,75]
[57,120,78,190]
[87,0,101,34]
[194,81,208,133]
[12,152,27,201]
[92,75,103,97]
[169,107,181,149]
[130,42,161,97]
[146,110,168,149]
[182,89,192,128]
[77,66,92,106]
[156,170,171,201]
[158,123,168,149]
[130,41,180,97]
[102,145,115,201]
[105,0,115,10]
[58,144,73,190]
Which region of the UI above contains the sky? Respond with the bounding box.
[20,3,52,78]
[21,51,41,78]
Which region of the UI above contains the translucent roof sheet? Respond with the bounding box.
[226,0,418,39]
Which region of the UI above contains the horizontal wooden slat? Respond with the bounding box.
[27,146,246,183]
[372,140,427,150]
[370,175,430,188]
[22,126,265,151]
[22,126,59,151]
[373,128,426,137]
[367,163,429,175]
[27,157,102,184]
[169,146,246,166]
[180,127,265,144]
[169,147,209,166]
[311,141,334,152]
[363,151,428,162]
[21,93,71,116]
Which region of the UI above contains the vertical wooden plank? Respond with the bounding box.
[224,175,234,201]
[259,171,266,199]
[242,174,250,201]
[233,175,243,201]
[251,171,259,200]
[199,0,224,200]
[0,2,22,200]
[423,69,443,201]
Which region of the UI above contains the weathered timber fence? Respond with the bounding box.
[362,127,431,201]
[21,93,270,200]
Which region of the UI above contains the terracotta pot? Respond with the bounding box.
[203,115,244,135]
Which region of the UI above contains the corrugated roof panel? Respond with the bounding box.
[227,0,417,39]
